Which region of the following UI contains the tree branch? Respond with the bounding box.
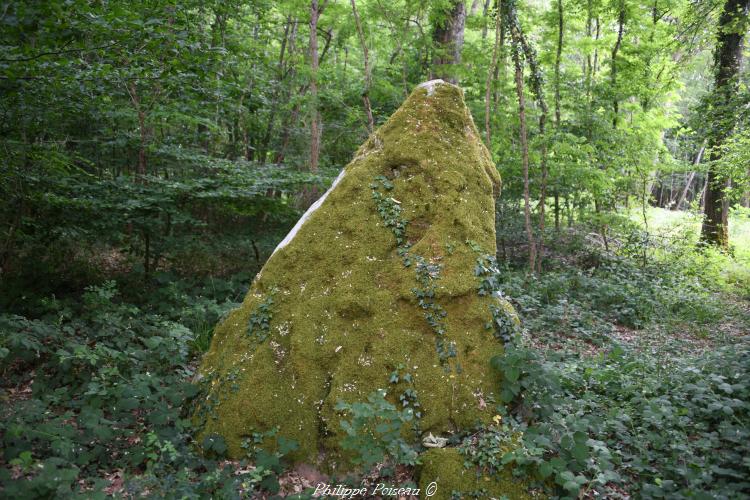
[1,41,120,63]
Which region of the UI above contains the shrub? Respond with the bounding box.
[336,389,420,470]
[0,282,258,497]
[487,338,750,498]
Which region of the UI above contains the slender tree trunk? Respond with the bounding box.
[658,180,666,207]
[585,2,598,110]
[350,0,375,133]
[275,105,299,164]
[641,177,649,265]
[594,18,600,75]
[481,0,492,39]
[675,143,705,210]
[274,21,300,164]
[668,174,675,207]
[554,0,563,128]
[143,230,150,281]
[259,17,294,163]
[309,0,322,178]
[507,5,548,273]
[585,0,592,97]
[611,5,625,129]
[432,0,466,84]
[536,125,548,273]
[485,2,502,147]
[137,107,147,177]
[675,172,695,210]
[551,0,563,240]
[126,82,148,181]
[238,93,250,160]
[701,0,749,247]
[510,41,536,272]
[492,0,505,108]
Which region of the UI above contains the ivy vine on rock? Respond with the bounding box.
[247,293,275,343]
[370,176,457,367]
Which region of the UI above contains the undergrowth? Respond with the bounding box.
[1,210,748,498]
[0,279,294,498]
[458,216,750,499]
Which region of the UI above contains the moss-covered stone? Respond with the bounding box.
[417,448,537,500]
[195,80,514,466]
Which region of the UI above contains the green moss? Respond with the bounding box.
[194,81,512,466]
[418,448,538,500]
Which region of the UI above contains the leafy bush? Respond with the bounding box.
[0,282,260,497]
[336,389,420,470]
[498,247,722,339]
[473,220,750,499]
[486,334,750,499]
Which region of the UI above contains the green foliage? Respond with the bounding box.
[389,364,423,420]
[371,174,457,366]
[715,129,750,203]
[412,256,455,365]
[475,253,502,297]
[0,281,258,497]
[451,489,493,499]
[0,157,326,308]
[239,427,300,494]
[1,0,748,495]
[476,222,750,499]
[335,389,420,470]
[488,339,750,499]
[247,293,275,343]
[371,175,409,247]
[495,227,723,335]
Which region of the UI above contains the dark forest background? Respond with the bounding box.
[1,0,749,497]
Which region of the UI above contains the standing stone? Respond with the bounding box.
[195,80,517,466]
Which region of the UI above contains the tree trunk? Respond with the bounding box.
[350,0,375,133]
[702,172,729,245]
[481,0,492,39]
[675,143,705,210]
[492,0,505,108]
[309,0,321,175]
[611,5,625,129]
[510,38,536,272]
[127,82,148,180]
[143,229,151,281]
[137,107,147,178]
[259,17,294,164]
[701,0,749,247]
[432,0,466,84]
[585,0,596,109]
[274,20,302,164]
[485,2,502,148]
[554,0,563,128]
[668,174,675,208]
[507,3,548,273]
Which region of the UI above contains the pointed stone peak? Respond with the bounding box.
[195,77,515,468]
[416,79,452,95]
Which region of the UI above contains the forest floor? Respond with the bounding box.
[1,208,749,498]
